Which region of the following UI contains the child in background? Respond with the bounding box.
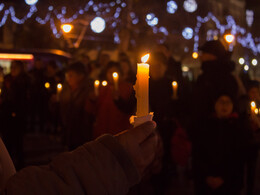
[191,93,251,195]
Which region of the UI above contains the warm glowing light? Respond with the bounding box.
[251,101,256,108]
[192,52,198,59]
[252,59,258,66]
[57,83,62,90]
[141,54,150,63]
[45,82,50,89]
[239,58,245,65]
[112,72,118,79]
[255,108,259,114]
[244,65,249,71]
[224,34,235,43]
[102,80,108,86]
[94,80,100,86]
[0,53,34,60]
[182,66,189,72]
[61,24,73,33]
[172,81,177,87]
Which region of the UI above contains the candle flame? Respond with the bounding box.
[172,81,177,86]
[95,80,100,85]
[45,82,50,89]
[102,80,108,86]
[255,108,259,115]
[57,83,62,89]
[113,72,118,78]
[251,101,256,107]
[141,54,150,63]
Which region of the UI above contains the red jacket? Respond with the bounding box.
[93,82,133,138]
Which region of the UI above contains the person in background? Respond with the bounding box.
[79,53,91,77]
[155,44,183,83]
[44,61,60,133]
[119,58,135,84]
[90,61,136,138]
[29,58,47,133]
[59,62,94,150]
[191,92,251,195]
[98,53,111,80]
[192,40,238,121]
[2,121,159,195]
[148,52,177,194]
[0,60,31,170]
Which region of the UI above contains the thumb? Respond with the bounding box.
[131,121,157,143]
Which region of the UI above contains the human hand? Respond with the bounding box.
[116,121,158,176]
[206,176,224,189]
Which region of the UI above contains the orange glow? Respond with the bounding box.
[112,72,118,79]
[192,52,198,59]
[224,34,235,43]
[61,24,73,33]
[102,80,108,86]
[172,81,177,87]
[0,53,34,60]
[45,82,50,89]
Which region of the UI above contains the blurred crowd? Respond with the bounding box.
[0,40,259,194]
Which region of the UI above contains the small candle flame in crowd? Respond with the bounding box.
[57,83,62,91]
[112,72,119,91]
[172,81,178,99]
[45,82,50,89]
[94,80,100,96]
[251,101,256,112]
[102,80,108,87]
[255,108,259,115]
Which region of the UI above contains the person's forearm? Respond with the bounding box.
[3,135,140,195]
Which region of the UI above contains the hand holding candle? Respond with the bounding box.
[172,81,178,99]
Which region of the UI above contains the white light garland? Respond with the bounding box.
[0,1,259,55]
[193,12,260,55]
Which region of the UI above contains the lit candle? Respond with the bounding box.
[135,54,150,117]
[251,101,256,113]
[94,80,100,96]
[57,83,62,101]
[172,81,178,99]
[255,108,259,115]
[45,82,50,89]
[102,80,108,87]
[112,72,119,91]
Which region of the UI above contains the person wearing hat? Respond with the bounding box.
[192,40,240,120]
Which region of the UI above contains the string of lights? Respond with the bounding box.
[193,12,259,55]
[0,1,259,54]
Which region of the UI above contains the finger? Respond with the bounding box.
[140,134,158,164]
[131,121,157,143]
